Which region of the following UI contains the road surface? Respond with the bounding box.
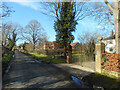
[2,50,78,89]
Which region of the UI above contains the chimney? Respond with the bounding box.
[111,30,113,36]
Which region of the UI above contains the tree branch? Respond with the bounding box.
[55,3,59,20]
[106,13,114,25]
[104,0,114,12]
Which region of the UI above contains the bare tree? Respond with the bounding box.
[2,22,22,50]
[86,2,114,30]
[103,0,120,54]
[1,2,14,18]
[2,23,11,47]
[37,35,48,49]
[22,20,45,50]
[81,1,120,54]
[40,2,92,21]
[78,31,102,56]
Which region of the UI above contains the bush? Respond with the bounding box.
[46,50,55,57]
[46,50,64,57]
[2,51,13,62]
[37,49,47,55]
[102,55,109,62]
[2,51,14,75]
[2,47,9,56]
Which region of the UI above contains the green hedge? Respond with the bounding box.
[2,51,14,75]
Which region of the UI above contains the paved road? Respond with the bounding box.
[2,50,78,89]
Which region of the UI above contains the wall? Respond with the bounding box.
[102,53,120,72]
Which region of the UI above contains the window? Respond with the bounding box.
[109,41,113,44]
[109,48,113,52]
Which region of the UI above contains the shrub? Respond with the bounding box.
[2,51,14,75]
[37,49,47,55]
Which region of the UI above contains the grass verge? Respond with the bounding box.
[20,50,66,64]
[2,51,14,75]
[83,73,120,89]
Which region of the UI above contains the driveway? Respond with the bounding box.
[2,50,78,89]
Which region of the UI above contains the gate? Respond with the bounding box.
[72,52,95,70]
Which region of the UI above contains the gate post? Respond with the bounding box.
[95,36,103,73]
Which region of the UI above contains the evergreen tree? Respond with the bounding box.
[54,2,77,58]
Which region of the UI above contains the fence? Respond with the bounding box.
[27,47,96,70]
[72,53,95,70]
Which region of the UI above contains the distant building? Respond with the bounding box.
[70,42,82,53]
[43,41,63,50]
[44,41,81,52]
[70,42,81,50]
[13,46,19,50]
[22,42,33,51]
[102,30,116,53]
[19,44,24,50]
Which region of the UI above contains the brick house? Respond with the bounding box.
[44,41,81,52]
[70,42,82,53]
[43,41,63,50]
[70,42,81,50]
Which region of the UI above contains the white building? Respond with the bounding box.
[102,30,116,53]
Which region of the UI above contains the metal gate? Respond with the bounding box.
[72,54,95,70]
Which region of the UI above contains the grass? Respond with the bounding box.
[83,73,120,89]
[21,50,66,64]
[72,54,83,57]
[2,51,14,75]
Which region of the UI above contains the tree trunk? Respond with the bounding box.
[33,43,35,51]
[113,1,120,54]
[67,44,72,64]
[64,46,67,59]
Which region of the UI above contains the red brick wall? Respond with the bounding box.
[102,53,120,72]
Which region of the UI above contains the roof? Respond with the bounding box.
[103,35,115,40]
[70,42,79,47]
[45,41,79,47]
[52,41,57,43]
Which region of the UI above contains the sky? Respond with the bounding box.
[3,1,113,46]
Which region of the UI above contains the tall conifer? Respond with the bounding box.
[54,2,77,58]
